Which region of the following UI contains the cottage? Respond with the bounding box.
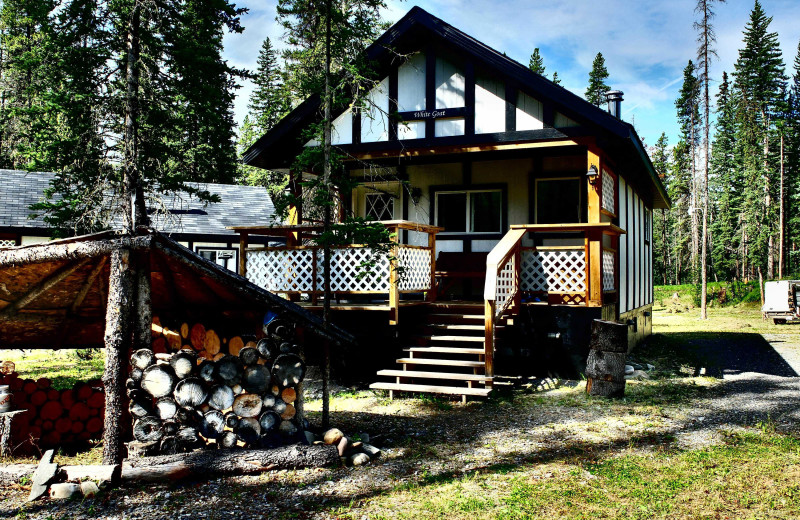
[0,169,279,270]
[237,7,669,400]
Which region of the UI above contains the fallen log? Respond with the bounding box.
[121,444,339,484]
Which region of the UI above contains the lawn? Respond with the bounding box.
[0,349,104,390]
[3,290,800,520]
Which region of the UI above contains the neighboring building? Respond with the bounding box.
[0,170,278,271]
[237,7,671,399]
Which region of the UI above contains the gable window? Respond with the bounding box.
[435,189,502,234]
[365,193,395,221]
[535,178,582,224]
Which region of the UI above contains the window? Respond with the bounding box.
[435,189,502,234]
[197,248,237,271]
[365,193,395,221]
[645,210,651,244]
[535,178,582,224]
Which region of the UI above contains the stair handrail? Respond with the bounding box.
[483,228,527,380]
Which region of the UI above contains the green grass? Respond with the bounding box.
[343,432,800,520]
[0,349,105,389]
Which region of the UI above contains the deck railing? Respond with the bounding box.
[483,223,625,379]
[232,220,442,326]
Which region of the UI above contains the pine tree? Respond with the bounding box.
[695,0,725,318]
[585,52,610,106]
[528,48,546,76]
[675,60,702,279]
[277,0,388,429]
[651,133,672,284]
[786,41,800,275]
[552,71,561,85]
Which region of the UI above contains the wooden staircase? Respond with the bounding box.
[369,303,502,402]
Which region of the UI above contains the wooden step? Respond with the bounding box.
[426,313,484,322]
[428,324,492,331]
[369,382,491,397]
[404,346,485,355]
[422,335,485,343]
[396,357,485,368]
[376,369,492,382]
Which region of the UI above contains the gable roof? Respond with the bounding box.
[243,6,669,209]
[0,170,276,238]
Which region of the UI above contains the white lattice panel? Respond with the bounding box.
[247,249,316,292]
[0,239,15,248]
[322,247,390,292]
[521,249,586,293]
[495,256,516,316]
[602,169,615,213]
[397,247,432,291]
[602,250,615,292]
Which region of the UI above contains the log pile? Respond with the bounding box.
[0,372,106,451]
[585,319,628,397]
[128,315,307,455]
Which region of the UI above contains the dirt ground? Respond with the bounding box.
[2,308,799,519]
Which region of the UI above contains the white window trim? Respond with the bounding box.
[434,188,503,235]
[534,176,582,224]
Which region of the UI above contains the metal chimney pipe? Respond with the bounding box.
[605,90,624,119]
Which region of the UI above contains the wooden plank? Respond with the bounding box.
[428,324,489,331]
[417,335,484,342]
[238,232,248,277]
[349,138,581,161]
[509,222,626,235]
[376,369,492,382]
[0,258,92,320]
[587,148,601,224]
[369,382,491,396]
[484,299,495,381]
[405,346,485,354]
[396,358,485,368]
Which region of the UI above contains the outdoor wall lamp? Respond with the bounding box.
[410,187,423,205]
[586,164,600,186]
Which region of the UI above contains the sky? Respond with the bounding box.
[222,0,800,149]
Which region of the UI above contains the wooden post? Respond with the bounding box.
[586,319,627,397]
[389,227,400,326]
[102,247,135,466]
[134,252,152,352]
[238,232,248,278]
[484,299,495,384]
[587,149,602,224]
[584,234,591,305]
[588,229,603,306]
[427,230,437,302]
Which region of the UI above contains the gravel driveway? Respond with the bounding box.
[2,331,799,520]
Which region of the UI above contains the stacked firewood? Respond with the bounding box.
[0,373,105,449]
[128,316,307,455]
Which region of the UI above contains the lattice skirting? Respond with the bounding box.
[0,239,15,248]
[521,249,586,294]
[397,247,432,291]
[494,256,516,316]
[602,169,615,213]
[602,250,615,292]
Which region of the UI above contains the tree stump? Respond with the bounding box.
[586,319,628,397]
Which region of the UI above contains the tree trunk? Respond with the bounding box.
[102,247,135,465]
[321,0,333,431]
[121,444,339,484]
[779,133,784,279]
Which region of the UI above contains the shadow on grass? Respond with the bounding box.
[7,332,800,519]
[638,331,799,379]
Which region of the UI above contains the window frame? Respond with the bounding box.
[431,184,507,237]
[533,176,584,225]
[195,246,238,272]
[364,192,396,221]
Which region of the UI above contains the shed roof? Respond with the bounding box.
[0,230,353,348]
[0,170,276,238]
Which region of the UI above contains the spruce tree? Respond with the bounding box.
[552,71,561,85]
[732,0,786,280]
[675,60,702,278]
[528,48,546,76]
[709,72,741,280]
[239,37,291,200]
[585,52,610,106]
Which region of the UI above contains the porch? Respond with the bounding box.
[229,220,624,399]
